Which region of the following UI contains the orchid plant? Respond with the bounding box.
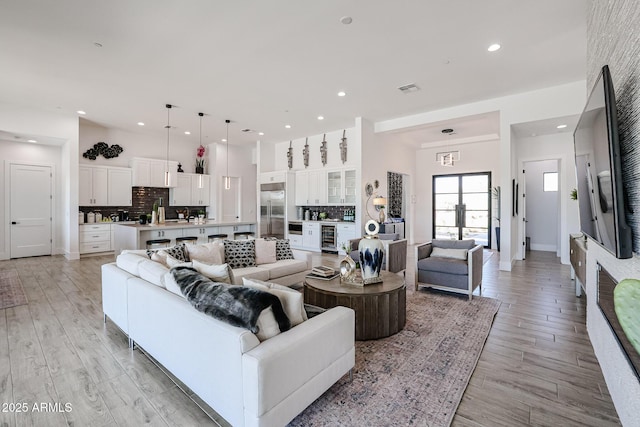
[196,144,206,169]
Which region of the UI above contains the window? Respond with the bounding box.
[543,172,558,192]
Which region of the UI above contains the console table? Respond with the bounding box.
[304,271,406,340]
[569,234,587,297]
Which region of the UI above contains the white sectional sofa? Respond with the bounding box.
[101,250,355,427]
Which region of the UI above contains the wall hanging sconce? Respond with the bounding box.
[320,133,328,166]
[340,129,348,164]
[224,119,231,190]
[164,104,173,187]
[303,137,309,168]
[287,141,293,170]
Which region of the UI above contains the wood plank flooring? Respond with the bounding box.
[0,249,620,426]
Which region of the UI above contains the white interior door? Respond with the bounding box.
[221,177,241,222]
[522,170,527,260]
[10,164,52,258]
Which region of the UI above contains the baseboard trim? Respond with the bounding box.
[0,251,8,260]
[530,244,557,252]
[65,251,80,260]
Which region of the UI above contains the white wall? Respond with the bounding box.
[80,119,202,172]
[413,139,500,246]
[0,103,79,260]
[524,159,559,252]
[516,132,579,264]
[377,81,586,270]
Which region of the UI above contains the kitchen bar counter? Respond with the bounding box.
[114,220,256,252]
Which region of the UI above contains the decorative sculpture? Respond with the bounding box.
[82,142,123,160]
[303,137,309,168]
[320,134,327,166]
[339,129,347,164]
[287,141,293,170]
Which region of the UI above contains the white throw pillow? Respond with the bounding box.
[192,260,232,284]
[186,242,225,265]
[242,278,306,325]
[430,247,468,260]
[166,254,193,268]
[254,239,277,265]
[254,307,281,341]
[151,250,168,266]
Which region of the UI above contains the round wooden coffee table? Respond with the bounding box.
[304,271,406,340]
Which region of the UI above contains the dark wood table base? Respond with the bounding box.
[304,272,406,340]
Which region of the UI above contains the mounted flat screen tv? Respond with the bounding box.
[574,65,632,259]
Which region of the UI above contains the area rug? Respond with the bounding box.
[289,290,501,426]
[0,270,28,310]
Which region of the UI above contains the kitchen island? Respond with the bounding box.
[113,220,256,252]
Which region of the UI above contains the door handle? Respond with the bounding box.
[11,221,18,224]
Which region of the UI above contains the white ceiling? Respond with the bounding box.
[0,0,587,147]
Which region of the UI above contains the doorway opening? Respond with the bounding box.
[522,159,560,259]
[432,172,491,247]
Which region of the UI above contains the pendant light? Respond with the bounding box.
[164,104,172,187]
[197,112,204,189]
[224,119,231,190]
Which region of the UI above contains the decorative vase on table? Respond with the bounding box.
[358,220,384,284]
[195,166,204,174]
[340,256,357,283]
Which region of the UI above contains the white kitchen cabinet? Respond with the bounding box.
[80,166,131,206]
[337,223,357,255]
[302,222,321,251]
[295,170,326,206]
[130,157,178,187]
[327,168,357,205]
[107,168,132,206]
[171,174,193,206]
[139,228,184,246]
[79,166,108,206]
[80,223,112,254]
[288,234,303,249]
[191,174,210,206]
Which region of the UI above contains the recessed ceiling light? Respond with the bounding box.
[184,131,191,135]
[337,91,346,97]
[557,124,567,129]
[285,124,291,129]
[137,122,144,126]
[487,43,501,52]
[258,132,264,136]
[77,110,86,115]
[28,139,37,143]
[317,116,324,120]
[221,138,227,142]
[340,16,353,25]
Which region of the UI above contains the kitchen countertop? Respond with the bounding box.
[114,220,256,230]
[289,220,356,225]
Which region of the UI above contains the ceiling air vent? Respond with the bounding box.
[398,83,420,94]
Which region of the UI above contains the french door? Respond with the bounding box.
[433,172,491,247]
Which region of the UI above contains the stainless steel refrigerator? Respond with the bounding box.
[260,182,285,239]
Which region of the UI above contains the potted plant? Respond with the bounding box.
[195,145,206,174]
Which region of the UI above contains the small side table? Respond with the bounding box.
[304,271,406,340]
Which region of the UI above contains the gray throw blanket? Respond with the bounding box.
[171,266,291,334]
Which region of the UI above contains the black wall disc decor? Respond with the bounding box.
[83,142,124,160]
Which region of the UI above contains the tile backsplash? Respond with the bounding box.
[80,187,205,221]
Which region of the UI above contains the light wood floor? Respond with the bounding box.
[0,249,620,426]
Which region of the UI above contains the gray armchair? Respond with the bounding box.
[415,239,483,300]
[349,234,407,275]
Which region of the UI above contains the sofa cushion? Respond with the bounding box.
[146,242,190,262]
[275,239,294,260]
[231,266,270,284]
[163,271,183,297]
[255,239,277,265]
[116,252,147,276]
[259,259,308,279]
[430,247,468,260]
[138,259,169,288]
[432,239,475,250]
[166,254,193,269]
[417,257,469,276]
[186,242,224,265]
[224,239,256,269]
[192,260,232,284]
[242,278,307,325]
[254,307,282,341]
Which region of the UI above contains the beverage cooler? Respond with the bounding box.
[321,224,337,253]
